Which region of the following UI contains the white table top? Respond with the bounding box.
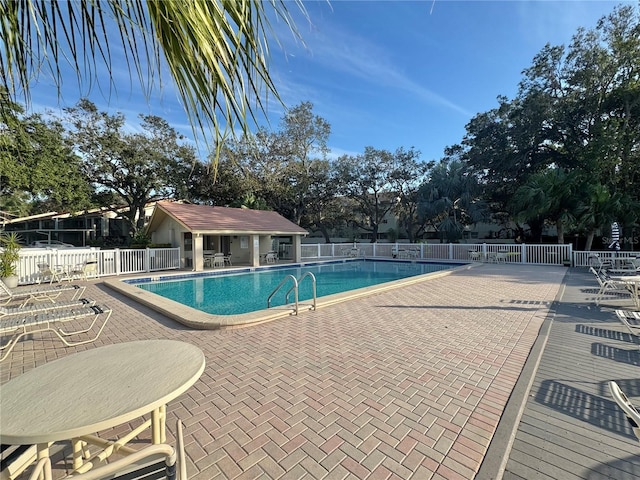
[0,340,205,444]
[610,275,640,281]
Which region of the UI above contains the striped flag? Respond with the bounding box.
[609,222,620,251]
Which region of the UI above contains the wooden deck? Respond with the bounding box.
[479,268,640,479]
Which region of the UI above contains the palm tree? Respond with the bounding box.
[418,159,487,243]
[575,183,621,250]
[511,168,580,244]
[0,1,306,153]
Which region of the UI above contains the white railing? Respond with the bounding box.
[16,247,181,285]
[573,250,640,267]
[302,242,576,265]
[302,242,640,268]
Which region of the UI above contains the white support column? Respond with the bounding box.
[250,235,260,267]
[193,233,204,271]
[292,235,302,263]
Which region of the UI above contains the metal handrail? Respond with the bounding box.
[285,272,317,312]
[267,272,317,315]
[267,275,298,313]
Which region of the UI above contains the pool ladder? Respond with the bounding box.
[267,272,317,315]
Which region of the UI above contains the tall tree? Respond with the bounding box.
[510,168,580,244]
[64,99,195,234]
[0,95,93,215]
[276,102,331,225]
[418,157,487,243]
[388,147,431,242]
[0,1,307,152]
[334,147,398,243]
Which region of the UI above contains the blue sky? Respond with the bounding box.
[26,1,630,163]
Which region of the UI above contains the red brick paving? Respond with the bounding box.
[1,264,566,479]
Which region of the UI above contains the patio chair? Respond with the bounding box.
[0,298,95,318]
[212,253,225,268]
[0,304,112,362]
[69,259,98,281]
[608,381,640,441]
[265,251,278,264]
[36,263,65,284]
[468,250,482,261]
[0,279,86,308]
[26,420,187,480]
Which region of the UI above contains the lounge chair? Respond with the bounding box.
[0,304,112,362]
[1,444,37,480]
[25,420,187,480]
[589,267,635,305]
[588,253,612,274]
[614,309,640,347]
[0,279,86,308]
[0,298,95,318]
[609,381,640,441]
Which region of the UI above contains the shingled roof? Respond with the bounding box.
[149,201,308,235]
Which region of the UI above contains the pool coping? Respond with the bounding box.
[104,259,479,330]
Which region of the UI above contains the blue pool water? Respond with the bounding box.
[135,260,455,315]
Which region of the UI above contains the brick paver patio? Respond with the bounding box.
[1,264,566,479]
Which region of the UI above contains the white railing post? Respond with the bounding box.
[521,243,526,263]
[448,243,454,260]
[114,248,121,276]
[145,247,151,273]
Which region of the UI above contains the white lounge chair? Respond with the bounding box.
[588,254,612,274]
[25,420,187,480]
[609,381,640,441]
[614,309,640,347]
[589,267,635,305]
[0,279,86,307]
[0,298,95,318]
[1,444,37,480]
[0,304,112,362]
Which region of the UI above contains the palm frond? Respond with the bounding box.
[0,0,308,155]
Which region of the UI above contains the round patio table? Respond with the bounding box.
[0,340,205,472]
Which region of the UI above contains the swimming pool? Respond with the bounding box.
[104,259,473,329]
[133,260,455,315]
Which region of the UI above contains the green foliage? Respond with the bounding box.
[0,94,93,215]
[418,156,487,244]
[64,100,196,234]
[0,232,23,278]
[461,5,640,246]
[130,231,151,248]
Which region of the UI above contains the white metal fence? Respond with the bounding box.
[15,247,181,285]
[301,242,640,267]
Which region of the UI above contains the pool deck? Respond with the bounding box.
[2,264,639,479]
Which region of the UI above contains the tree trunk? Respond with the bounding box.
[370,224,378,243]
[556,219,565,244]
[585,231,595,251]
